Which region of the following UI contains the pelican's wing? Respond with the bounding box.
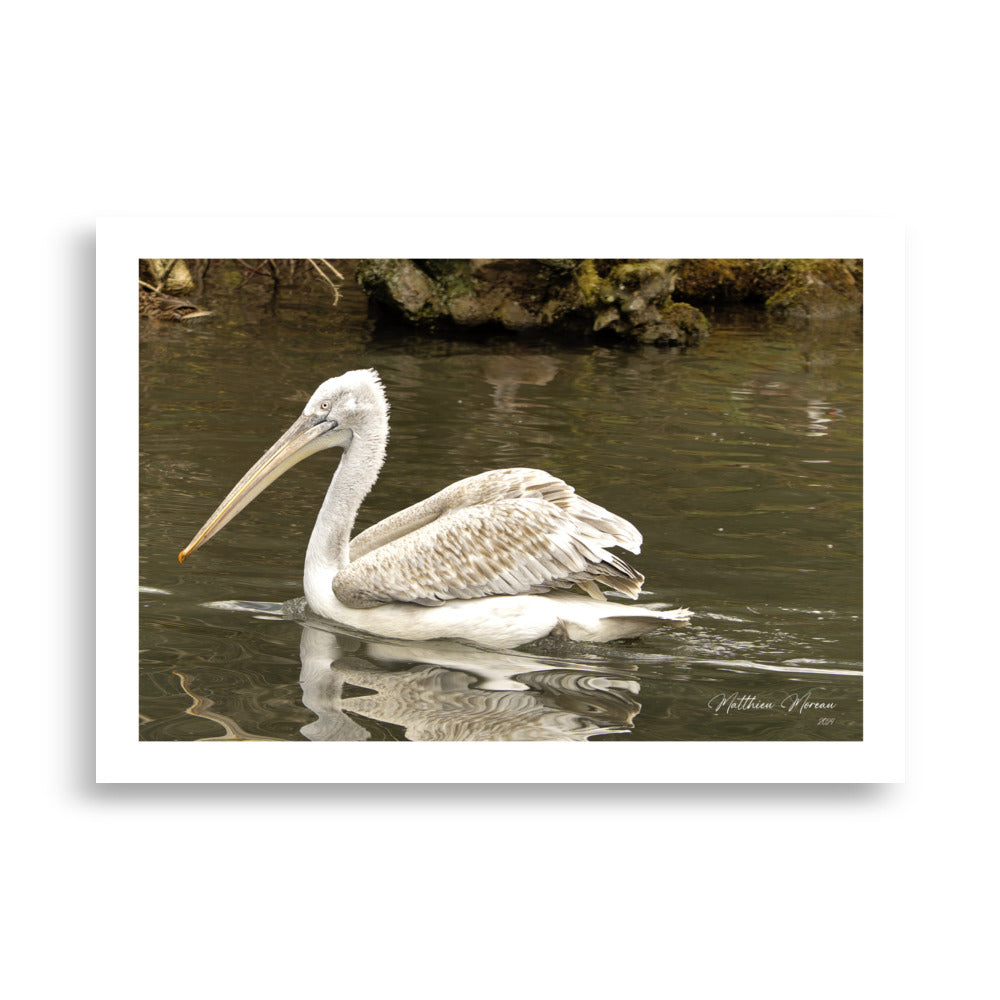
[334,494,645,609]
[349,468,642,560]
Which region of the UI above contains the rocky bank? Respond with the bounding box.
[354,258,862,345]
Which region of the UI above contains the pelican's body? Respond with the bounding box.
[180,370,690,648]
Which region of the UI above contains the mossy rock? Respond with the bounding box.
[634,302,712,346]
[762,260,862,319]
[354,258,709,346]
[675,258,862,320]
[674,259,763,302]
[355,259,444,323]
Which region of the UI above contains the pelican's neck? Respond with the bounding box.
[304,418,387,607]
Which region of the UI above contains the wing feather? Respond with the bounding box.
[334,494,645,609]
[350,468,642,560]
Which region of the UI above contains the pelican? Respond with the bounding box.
[179,369,691,648]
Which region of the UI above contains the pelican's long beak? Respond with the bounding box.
[178,413,346,563]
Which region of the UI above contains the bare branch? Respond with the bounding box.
[305,258,342,305]
[316,258,345,281]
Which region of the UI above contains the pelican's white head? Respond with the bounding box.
[302,369,389,442]
[178,369,390,564]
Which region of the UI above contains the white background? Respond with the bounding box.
[6,2,994,998]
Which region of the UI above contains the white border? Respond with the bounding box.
[100,216,904,782]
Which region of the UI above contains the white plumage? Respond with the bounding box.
[180,369,691,648]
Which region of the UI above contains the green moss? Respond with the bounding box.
[537,259,580,273]
[412,259,475,297]
[661,301,712,338]
[607,259,672,284]
[574,259,607,306]
[354,258,391,293]
[762,260,862,317]
[574,258,679,307]
[675,259,765,301]
[676,259,862,318]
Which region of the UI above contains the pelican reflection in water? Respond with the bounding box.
[179,369,690,648]
[297,624,643,741]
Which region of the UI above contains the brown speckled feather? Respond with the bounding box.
[337,469,644,609]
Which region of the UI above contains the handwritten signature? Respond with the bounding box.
[707,689,837,716]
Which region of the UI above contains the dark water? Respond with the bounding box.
[140,269,862,741]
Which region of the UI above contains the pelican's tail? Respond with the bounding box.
[555,604,692,642]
